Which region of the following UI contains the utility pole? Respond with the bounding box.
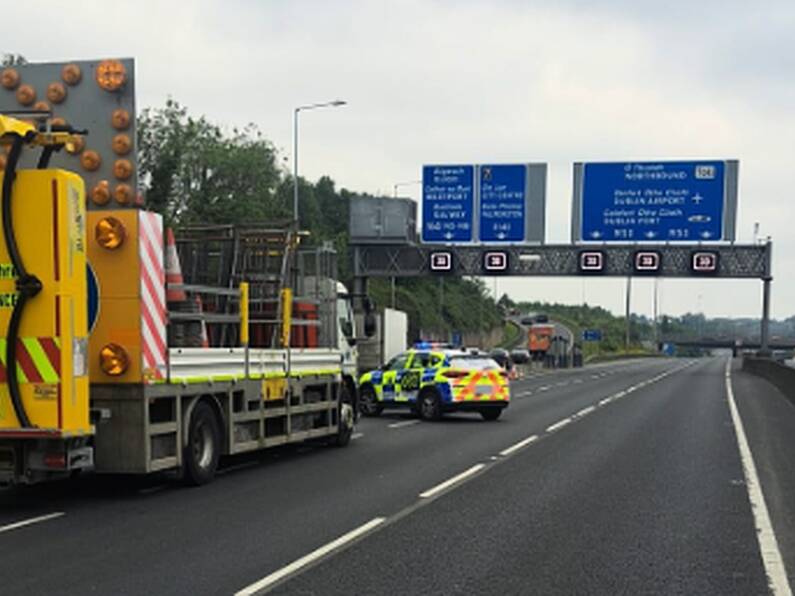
[760,238,773,356]
[625,276,632,350]
[653,278,659,349]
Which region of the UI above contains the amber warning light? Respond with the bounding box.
[95,60,127,92]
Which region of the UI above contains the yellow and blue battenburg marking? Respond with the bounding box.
[359,349,510,405]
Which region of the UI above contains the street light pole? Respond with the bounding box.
[293,100,347,223]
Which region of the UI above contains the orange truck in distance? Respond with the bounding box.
[528,324,555,358]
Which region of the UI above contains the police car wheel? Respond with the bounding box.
[418,388,442,421]
[479,408,502,421]
[359,385,382,417]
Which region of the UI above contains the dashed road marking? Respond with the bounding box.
[235,517,386,595]
[419,464,486,499]
[499,435,539,457]
[388,420,420,429]
[351,432,364,440]
[0,512,64,534]
[546,418,572,433]
[538,385,550,392]
[575,406,596,417]
[599,397,613,406]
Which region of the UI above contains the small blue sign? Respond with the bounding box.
[582,329,602,342]
[422,165,475,242]
[451,331,463,347]
[479,164,526,242]
[581,161,726,242]
[87,264,99,333]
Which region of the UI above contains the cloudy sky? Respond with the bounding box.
[6,0,794,320]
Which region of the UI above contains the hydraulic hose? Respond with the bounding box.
[2,133,41,428]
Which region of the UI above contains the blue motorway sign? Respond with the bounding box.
[582,329,602,342]
[479,164,526,242]
[574,161,738,242]
[422,165,475,242]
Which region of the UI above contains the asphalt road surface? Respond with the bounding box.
[1,357,793,595]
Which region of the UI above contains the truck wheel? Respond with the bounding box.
[480,408,502,421]
[418,388,442,421]
[359,385,382,417]
[183,401,221,486]
[331,400,355,447]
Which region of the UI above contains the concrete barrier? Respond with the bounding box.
[742,356,795,405]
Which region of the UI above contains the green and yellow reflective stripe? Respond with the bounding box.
[153,368,341,385]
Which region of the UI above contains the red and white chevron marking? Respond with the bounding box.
[139,211,166,382]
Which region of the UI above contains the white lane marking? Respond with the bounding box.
[591,374,600,379]
[419,464,486,498]
[235,517,386,595]
[613,390,627,399]
[388,420,420,429]
[556,381,569,387]
[599,397,613,406]
[575,406,596,417]
[725,359,792,596]
[546,418,572,433]
[351,432,364,440]
[538,385,550,392]
[573,379,584,384]
[499,435,539,457]
[0,512,64,534]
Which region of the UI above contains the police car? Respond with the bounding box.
[358,344,510,421]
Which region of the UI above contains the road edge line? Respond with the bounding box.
[725,357,792,596]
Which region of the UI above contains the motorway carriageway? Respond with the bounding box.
[1,357,794,595]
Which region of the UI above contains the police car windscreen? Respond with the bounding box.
[449,356,501,370]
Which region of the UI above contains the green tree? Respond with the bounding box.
[137,100,283,226]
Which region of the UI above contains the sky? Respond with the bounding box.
[4,0,794,320]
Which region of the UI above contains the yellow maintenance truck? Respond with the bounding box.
[0,59,356,485]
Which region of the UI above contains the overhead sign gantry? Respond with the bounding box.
[351,157,774,352]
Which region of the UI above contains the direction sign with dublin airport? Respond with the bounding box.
[422,165,475,242]
[571,160,738,243]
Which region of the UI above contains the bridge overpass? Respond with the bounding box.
[660,337,795,356]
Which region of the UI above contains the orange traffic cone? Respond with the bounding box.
[195,295,209,348]
[165,228,187,303]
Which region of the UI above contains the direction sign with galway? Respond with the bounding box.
[572,160,738,243]
[422,163,546,244]
[422,165,475,243]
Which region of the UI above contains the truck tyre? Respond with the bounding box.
[359,385,382,417]
[479,408,502,421]
[418,388,442,421]
[331,386,355,447]
[183,401,221,486]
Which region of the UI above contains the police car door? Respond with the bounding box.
[398,351,429,403]
[382,352,410,403]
